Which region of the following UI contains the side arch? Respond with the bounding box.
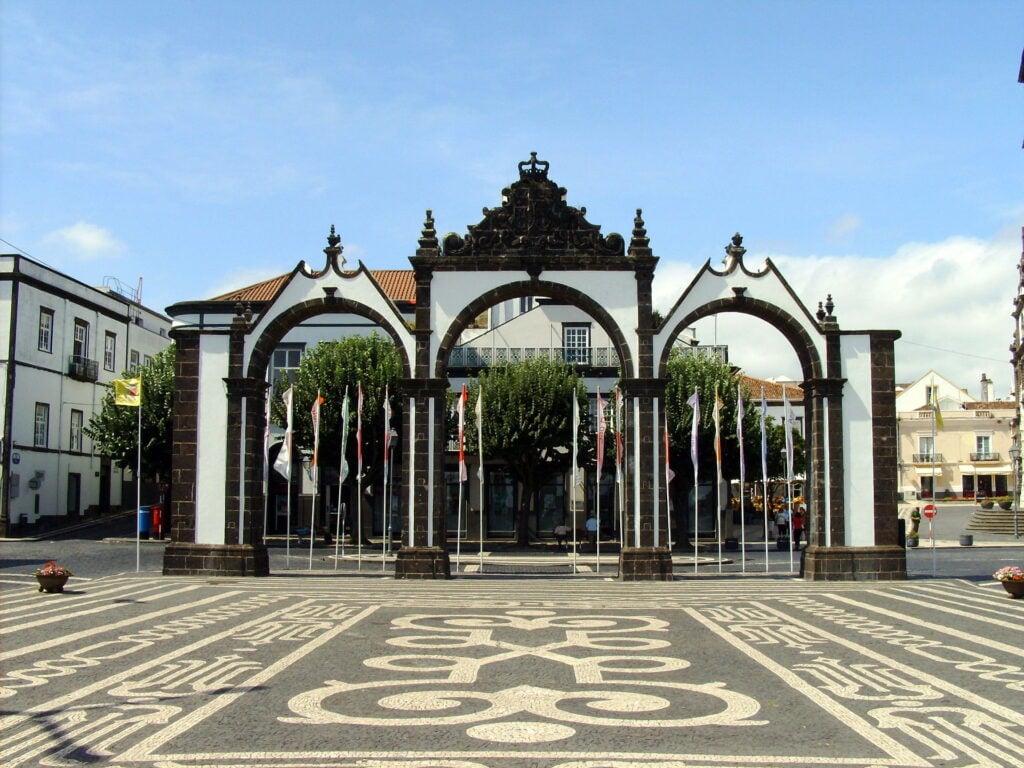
[246,297,414,381]
[657,296,824,381]
[434,279,636,379]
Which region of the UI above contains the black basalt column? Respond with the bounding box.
[395,376,451,579]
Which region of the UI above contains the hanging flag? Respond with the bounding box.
[713,384,723,488]
[273,386,294,478]
[475,385,484,482]
[595,387,607,481]
[113,378,141,407]
[759,386,769,483]
[310,391,325,468]
[572,394,580,488]
[783,386,794,482]
[457,384,468,482]
[736,384,746,485]
[383,385,392,462]
[664,422,676,483]
[356,383,364,478]
[262,392,272,483]
[614,386,624,485]
[686,387,700,472]
[930,382,944,430]
[339,387,351,483]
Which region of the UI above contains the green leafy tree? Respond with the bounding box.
[664,348,805,537]
[85,345,175,483]
[456,358,590,546]
[272,334,403,490]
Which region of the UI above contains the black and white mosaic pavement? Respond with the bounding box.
[2,575,1022,767]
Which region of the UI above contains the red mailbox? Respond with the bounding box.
[151,504,164,539]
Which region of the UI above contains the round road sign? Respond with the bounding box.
[923,504,936,519]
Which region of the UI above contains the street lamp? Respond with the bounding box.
[1009,443,1021,539]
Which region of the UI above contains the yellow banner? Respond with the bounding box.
[114,378,142,407]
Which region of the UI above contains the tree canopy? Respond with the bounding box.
[663,348,804,485]
[454,357,591,545]
[85,345,175,482]
[271,333,403,484]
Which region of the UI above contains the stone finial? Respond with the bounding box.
[628,208,652,258]
[324,224,346,268]
[819,294,837,325]
[417,209,439,254]
[724,232,747,266]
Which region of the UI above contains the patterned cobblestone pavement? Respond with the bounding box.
[2,574,1023,767]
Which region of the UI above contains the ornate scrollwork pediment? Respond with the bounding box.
[443,153,625,259]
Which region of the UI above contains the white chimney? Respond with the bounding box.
[980,373,992,402]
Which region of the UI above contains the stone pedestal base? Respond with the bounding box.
[618,547,674,581]
[801,545,907,581]
[162,543,269,577]
[395,547,451,579]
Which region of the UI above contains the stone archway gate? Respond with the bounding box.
[162,154,905,581]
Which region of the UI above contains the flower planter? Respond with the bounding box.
[999,501,1012,511]
[1002,581,1024,599]
[959,534,973,547]
[36,573,69,593]
[906,538,919,548]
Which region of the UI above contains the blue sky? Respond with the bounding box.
[2,1,1021,394]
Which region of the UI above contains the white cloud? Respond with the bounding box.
[826,213,862,242]
[653,229,1019,399]
[41,221,126,260]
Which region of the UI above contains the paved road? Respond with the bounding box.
[2,571,1023,767]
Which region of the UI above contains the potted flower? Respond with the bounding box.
[34,561,72,593]
[992,566,1024,599]
[994,496,1013,511]
[906,531,920,548]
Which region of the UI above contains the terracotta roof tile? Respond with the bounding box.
[210,270,416,304]
[739,374,803,402]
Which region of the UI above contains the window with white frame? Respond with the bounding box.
[272,346,304,390]
[38,308,54,352]
[562,323,591,365]
[34,403,49,448]
[129,349,140,371]
[918,435,934,459]
[70,409,84,452]
[73,318,89,358]
[143,354,153,368]
[975,434,992,459]
[103,331,117,371]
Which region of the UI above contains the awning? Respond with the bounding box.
[958,464,1011,474]
[915,467,942,476]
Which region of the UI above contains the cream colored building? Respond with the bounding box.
[897,370,1015,500]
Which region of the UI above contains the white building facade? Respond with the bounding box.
[0,255,173,535]
[897,370,1016,500]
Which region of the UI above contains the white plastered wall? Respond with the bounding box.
[429,270,639,378]
[653,263,826,372]
[840,334,876,546]
[196,334,230,544]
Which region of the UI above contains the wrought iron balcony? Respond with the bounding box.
[448,346,620,369]
[67,355,98,382]
[912,453,944,463]
[970,452,1001,462]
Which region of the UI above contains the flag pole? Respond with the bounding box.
[476,386,484,573]
[571,394,579,574]
[760,387,769,574]
[688,387,700,574]
[135,403,141,573]
[335,388,349,569]
[356,384,364,571]
[737,384,747,574]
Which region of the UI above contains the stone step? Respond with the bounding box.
[966,507,1021,535]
